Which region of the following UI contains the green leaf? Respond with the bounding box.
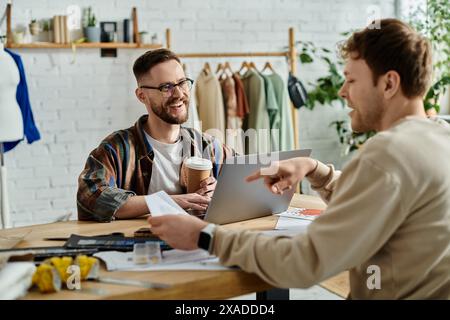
[299,53,314,64]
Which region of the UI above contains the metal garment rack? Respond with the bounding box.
[164,28,300,151]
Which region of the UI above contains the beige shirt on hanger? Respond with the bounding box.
[195,69,226,142]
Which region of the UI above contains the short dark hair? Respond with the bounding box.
[133,48,181,81]
[339,18,432,98]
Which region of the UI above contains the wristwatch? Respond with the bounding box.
[197,223,216,253]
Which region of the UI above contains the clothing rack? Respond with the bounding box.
[4,3,300,147]
[165,28,300,150]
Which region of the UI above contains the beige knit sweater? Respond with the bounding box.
[213,116,450,299]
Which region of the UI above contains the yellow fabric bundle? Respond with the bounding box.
[32,255,99,293]
[32,263,62,293]
[75,255,99,280]
[48,256,73,283]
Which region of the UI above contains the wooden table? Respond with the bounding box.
[0,194,350,299]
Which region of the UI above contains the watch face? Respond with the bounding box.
[198,231,211,251]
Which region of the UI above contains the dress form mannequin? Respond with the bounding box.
[0,42,22,141]
[0,42,23,228]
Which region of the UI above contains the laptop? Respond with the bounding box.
[204,149,312,225]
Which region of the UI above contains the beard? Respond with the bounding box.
[150,96,190,125]
[349,95,384,133]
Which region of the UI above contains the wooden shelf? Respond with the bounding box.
[5,4,169,50]
[6,42,164,49]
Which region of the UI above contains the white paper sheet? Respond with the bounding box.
[0,262,36,300]
[94,249,231,271]
[256,215,313,237]
[257,216,312,237]
[275,216,311,230]
[145,191,188,217]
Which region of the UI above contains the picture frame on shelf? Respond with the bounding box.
[100,21,117,43]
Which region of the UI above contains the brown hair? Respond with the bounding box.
[133,48,181,81]
[339,18,432,98]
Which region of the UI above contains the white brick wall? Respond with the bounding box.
[2,0,396,226]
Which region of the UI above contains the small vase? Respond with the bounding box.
[29,23,40,36]
[39,31,51,42]
[84,26,100,42]
[12,31,24,44]
[140,33,150,44]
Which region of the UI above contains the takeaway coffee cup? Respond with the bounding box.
[184,157,213,193]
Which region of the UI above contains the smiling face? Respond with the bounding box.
[338,57,386,133]
[136,59,190,125]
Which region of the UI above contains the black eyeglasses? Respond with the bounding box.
[139,78,194,98]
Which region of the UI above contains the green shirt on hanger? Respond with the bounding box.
[241,69,270,154]
[267,73,295,151]
[261,74,281,152]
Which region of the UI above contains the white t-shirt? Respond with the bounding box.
[145,132,184,195]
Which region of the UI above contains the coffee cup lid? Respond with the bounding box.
[185,157,213,170]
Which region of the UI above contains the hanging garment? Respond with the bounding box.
[184,96,201,132]
[195,68,226,142]
[220,74,244,154]
[260,74,281,152]
[181,64,201,131]
[3,49,41,152]
[180,86,201,132]
[267,73,295,151]
[241,69,270,154]
[232,73,250,120]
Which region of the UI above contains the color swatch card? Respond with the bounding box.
[277,208,323,221]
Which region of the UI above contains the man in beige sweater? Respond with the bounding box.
[148,19,450,299]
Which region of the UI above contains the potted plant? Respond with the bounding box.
[83,7,100,42]
[408,0,450,115]
[298,0,449,155]
[39,19,52,42]
[29,19,40,36]
[151,33,159,44]
[139,31,150,44]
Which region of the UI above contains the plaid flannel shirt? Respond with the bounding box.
[77,115,236,222]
